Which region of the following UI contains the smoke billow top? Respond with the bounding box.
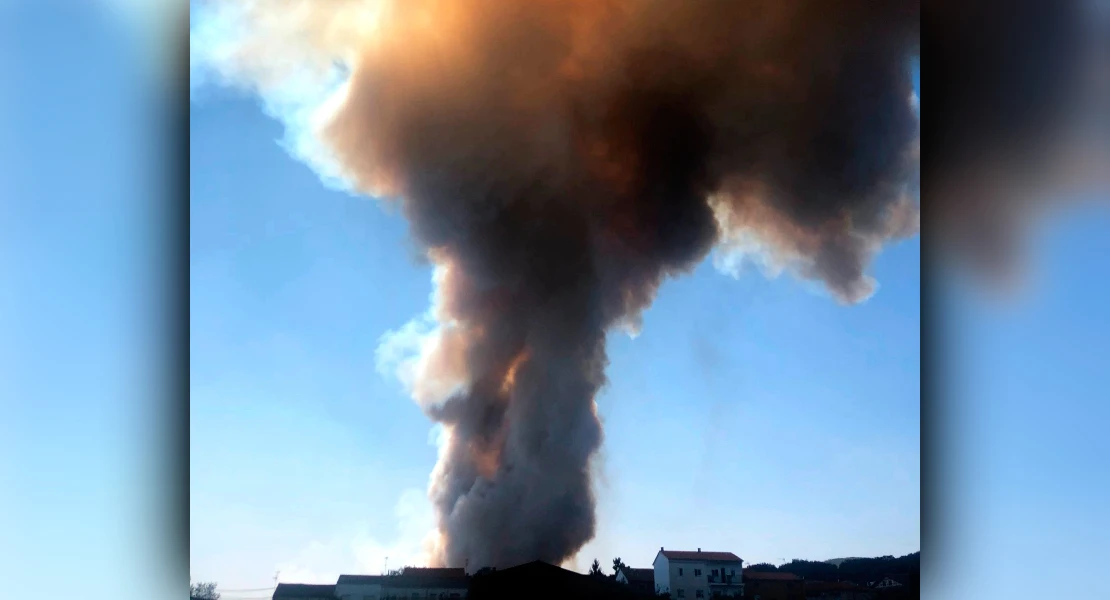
[926,0,1109,288]
[193,0,920,570]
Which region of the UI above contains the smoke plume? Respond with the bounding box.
[926,0,1110,288]
[192,0,920,569]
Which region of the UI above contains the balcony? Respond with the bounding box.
[706,575,740,585]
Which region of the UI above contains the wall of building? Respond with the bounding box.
[335,582,382,600]
[670,558,708,599]
[706,560,744,598]
[706,560,742,584]
[653,555,671,595]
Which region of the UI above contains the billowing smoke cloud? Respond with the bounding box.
[926,0,1110,288]
[192,0,920,569]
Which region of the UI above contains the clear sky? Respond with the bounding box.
[1,4,174,600]
[936,201,1110,600]
[2,5,1106,600]
[188,55,923,592]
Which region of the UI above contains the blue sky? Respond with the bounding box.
[936,202,1110,600]
[1,4,173,600]
[2,5,1106,600]
[189,56,922,591]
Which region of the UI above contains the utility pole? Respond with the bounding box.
[384,556,389,575]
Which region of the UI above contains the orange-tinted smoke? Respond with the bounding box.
[313,0,920,569]
[926,0,1109,286]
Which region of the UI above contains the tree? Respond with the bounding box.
[747,563,778,572]
[778,559,837,581]
[589,558,604,577]
[190,581,220,600]
[612,556,628,576]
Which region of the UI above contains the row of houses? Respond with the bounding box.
[615,548,909,600]
[273,568,470,600]
[272,563,645,600]
[272,549,911,600]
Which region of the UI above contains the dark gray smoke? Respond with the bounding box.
[926,0,1110,286]
[321,0,920,569]
[194,0,922,570]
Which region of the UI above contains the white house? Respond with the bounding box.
[334,568,469,600]
[652,548,744,599]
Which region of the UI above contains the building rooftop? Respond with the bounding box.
[469,561,637,600]
[399,568,467,578]
[658,549,742,562]
[620,567,655,583]
[336,575,385,585]
[337,568,469,589]
[272,583,337,598]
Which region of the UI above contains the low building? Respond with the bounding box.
[468,560,645,600]
[652,548,744,599]
[272,583,337,600]
[870,577,903,590]
[615,567,656,594]
[742,570,804,600]
[335,568,470,600]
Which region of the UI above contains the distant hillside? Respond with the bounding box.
[824,558,864,567]
[757,552,919,587]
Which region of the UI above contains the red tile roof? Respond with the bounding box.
[743,569,801,581]
[660,550,742,562]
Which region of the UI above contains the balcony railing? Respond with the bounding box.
[707,575,740,585]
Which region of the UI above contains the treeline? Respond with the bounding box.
[748,551,920,586]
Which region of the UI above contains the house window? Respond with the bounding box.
[679,568,684,576]
[712,569,719,577]
[696,590,704,598]
[694,569,702,576]
[677,589,685,598]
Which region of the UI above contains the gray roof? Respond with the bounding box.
[620,568,655,583]
[659,550,742,562]
[337,569,469,589]
[337,575,384,585]
[272,583,336,598]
